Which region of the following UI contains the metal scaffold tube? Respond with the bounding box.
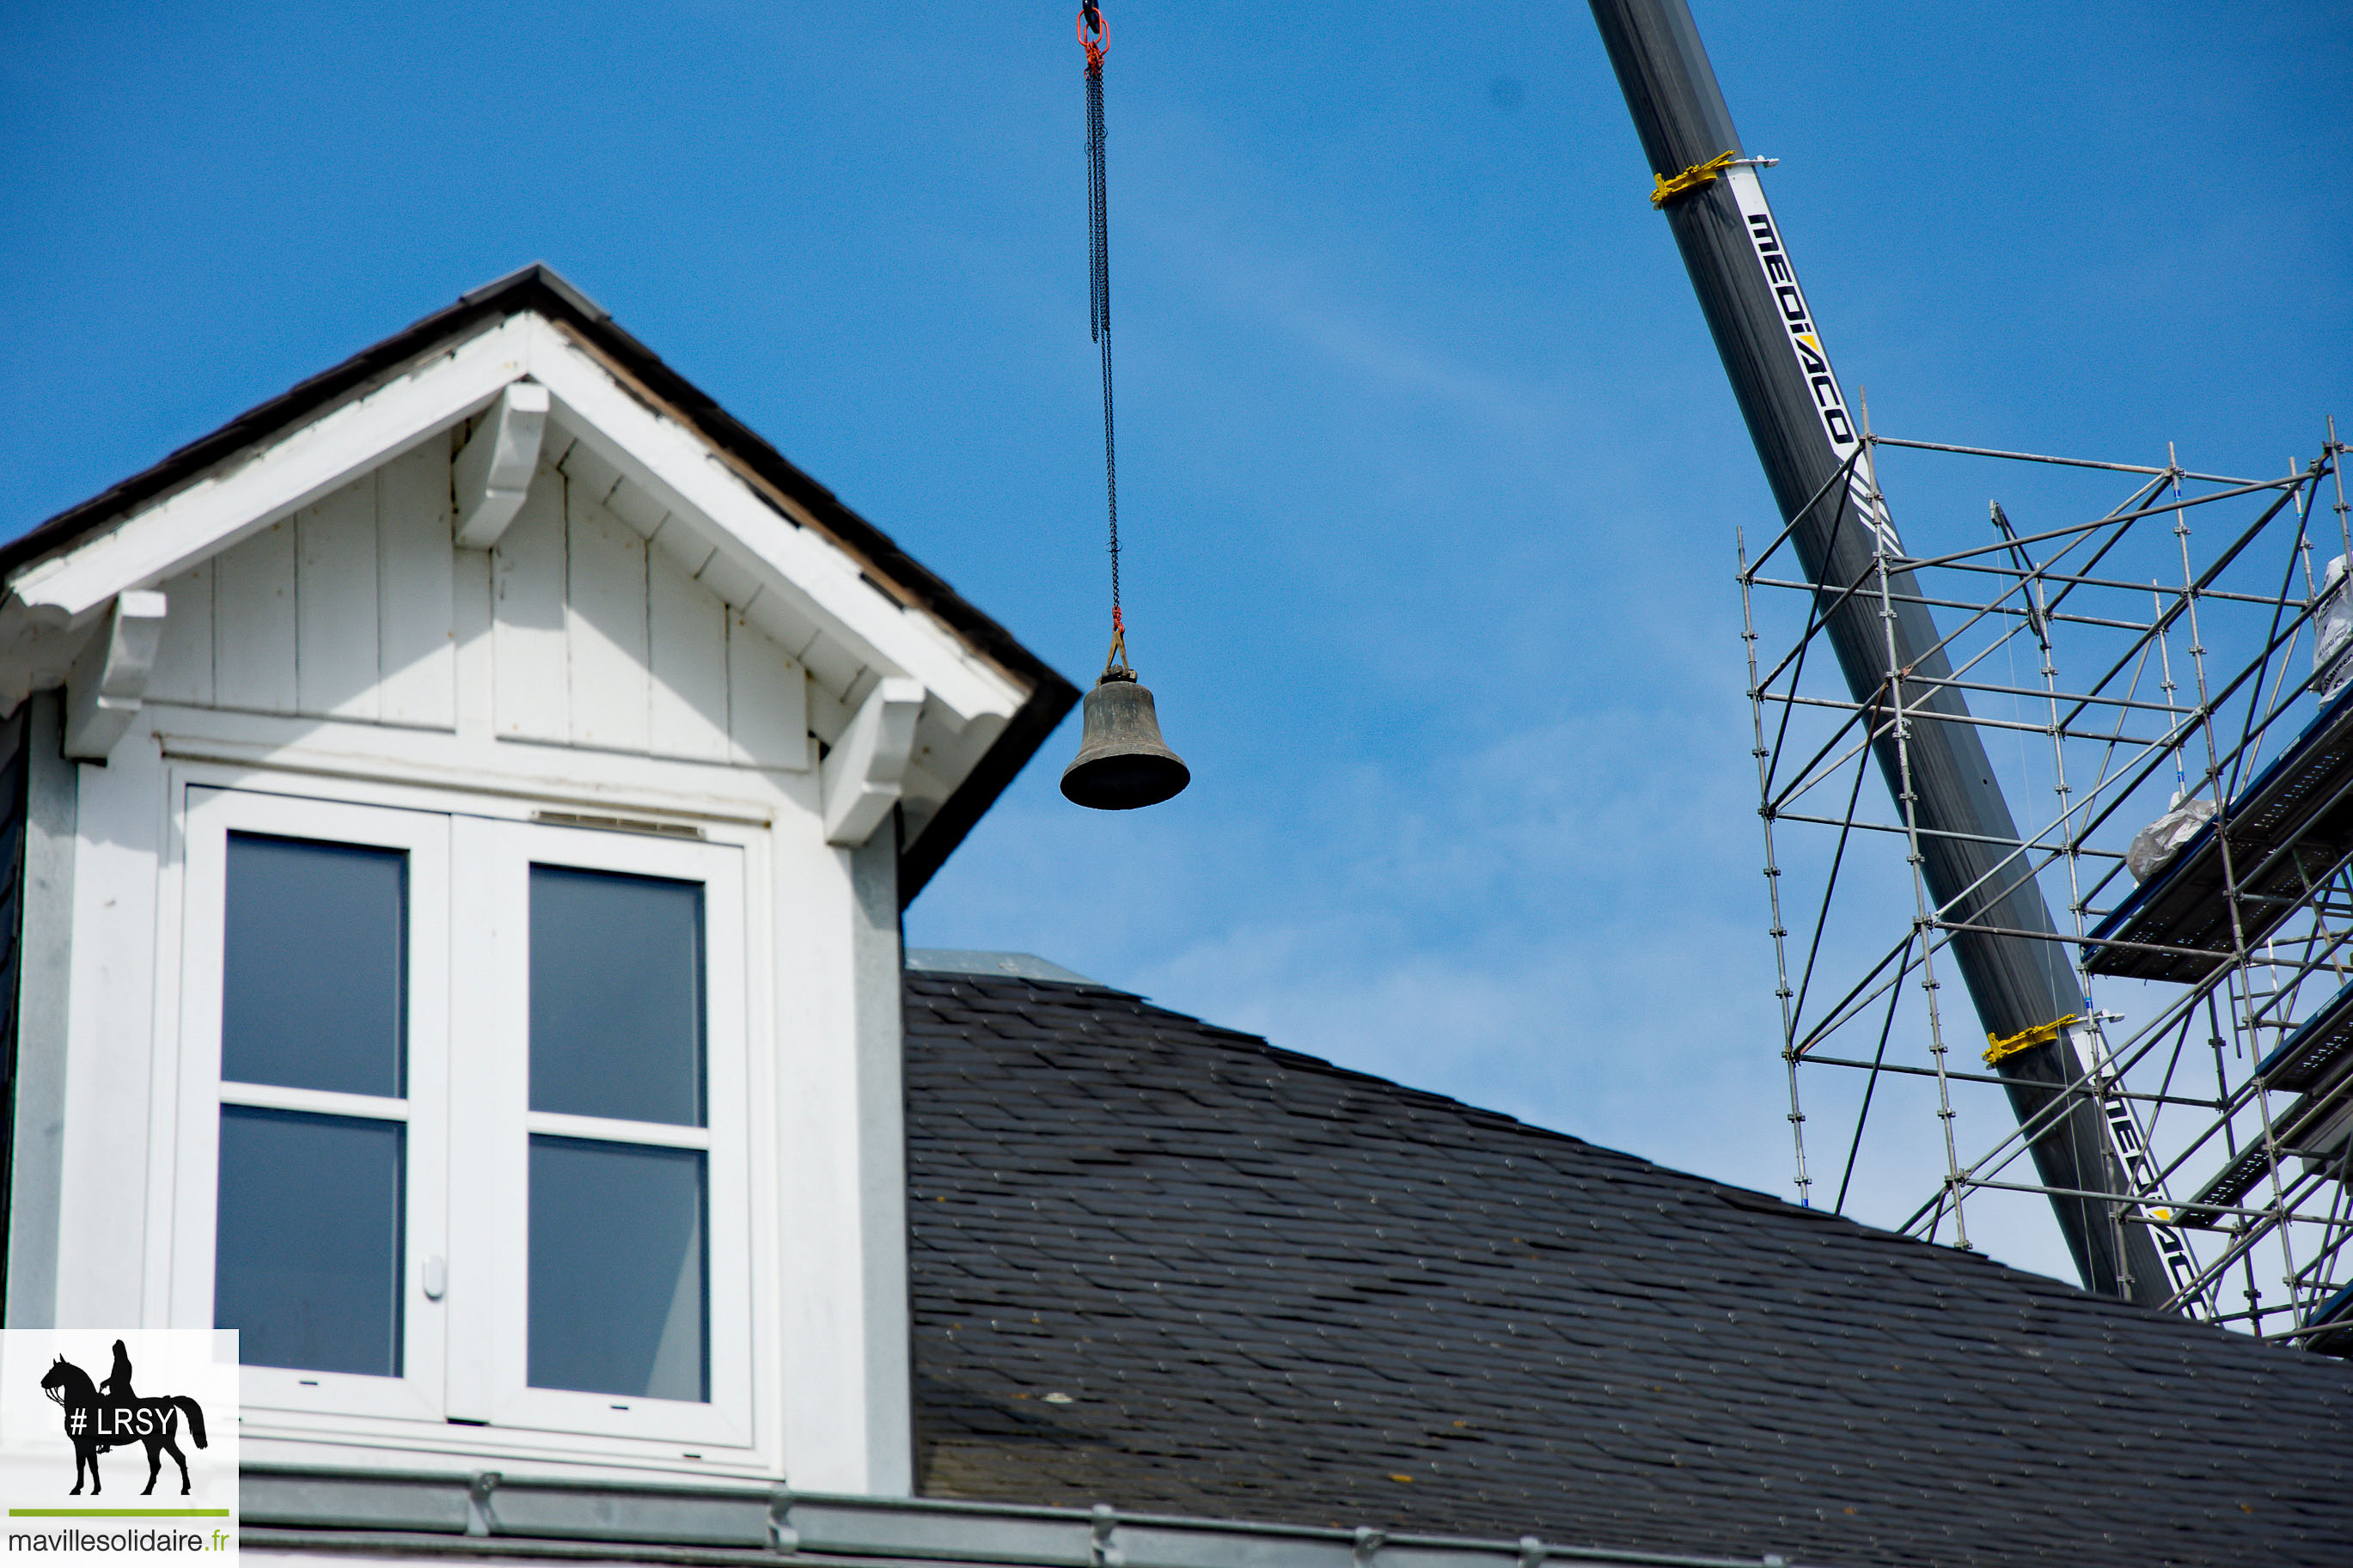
[1587,0,2171,1303]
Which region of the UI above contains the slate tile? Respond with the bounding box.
[903,974,2353,1567]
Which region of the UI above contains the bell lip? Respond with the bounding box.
[1060,751,1191,811]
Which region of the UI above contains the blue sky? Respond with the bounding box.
[5,2,2348,1285]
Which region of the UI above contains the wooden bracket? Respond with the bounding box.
[822,678,924,845]
[64,589,168,760]
[453,381,551,549]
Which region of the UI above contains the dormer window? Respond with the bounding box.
[173,790,752,1453]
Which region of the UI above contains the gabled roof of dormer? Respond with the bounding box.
[0,264,1078,900]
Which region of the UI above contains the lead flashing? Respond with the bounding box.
[238,1467,1815,1568]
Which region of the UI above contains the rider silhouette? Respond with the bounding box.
[100,1339,134,1402]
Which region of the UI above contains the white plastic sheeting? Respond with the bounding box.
[2128,795,2220,884]
[2317,555,2353,699]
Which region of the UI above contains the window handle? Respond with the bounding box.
[424,1255,447,1301]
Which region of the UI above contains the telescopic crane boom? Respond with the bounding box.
[1586,0,2172,1305]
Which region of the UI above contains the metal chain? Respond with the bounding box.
[1083,7,1122,661]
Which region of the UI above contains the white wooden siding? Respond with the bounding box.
[212,517,298,715]
[489,468,568,743]
[649,546,732,764]
[564,487,651,753]
[145,558,212,707]
[154,445,460,730]
[140,446,810,769]
[490,461,810,769]
[376,442,457,729]
[295,471,379,720]
[728,612,807,769]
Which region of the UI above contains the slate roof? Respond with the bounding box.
[902,969,2353,1568]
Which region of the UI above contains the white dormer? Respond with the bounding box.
[0,266,1074,1495]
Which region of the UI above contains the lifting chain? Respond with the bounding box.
[1080,3,1127,675]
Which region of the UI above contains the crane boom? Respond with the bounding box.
[1586,0,2172,1304]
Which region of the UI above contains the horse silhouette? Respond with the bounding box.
[39,1356,208,1496]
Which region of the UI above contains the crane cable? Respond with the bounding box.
[1080,3,1129,675]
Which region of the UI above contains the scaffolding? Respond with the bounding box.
[1743,413,2353,1347]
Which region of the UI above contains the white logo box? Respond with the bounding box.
[0,1331,238,1560]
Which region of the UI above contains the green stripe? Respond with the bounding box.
[8,1509,231,1516]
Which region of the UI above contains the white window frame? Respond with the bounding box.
[172,790,754,1453]
[171,788,451,1423]
[449,817,752,1447]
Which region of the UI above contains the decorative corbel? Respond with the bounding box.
[822,677,924,845]
[453,381,550,548]
[63,589,168,760]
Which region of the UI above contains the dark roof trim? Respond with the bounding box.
[2,263,1077,902]
[896,674,1073,902]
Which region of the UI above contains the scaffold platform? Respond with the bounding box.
[2258,979,2353,1094]
[2191,1075,2353,1213]
[2185,986,2353,1216]
[2085,684,2353,983]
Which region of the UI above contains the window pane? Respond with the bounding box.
[223,833,406,1097]
[216,1106,404,1376]
[529,865,704,1126]
[528,1137,706,1402]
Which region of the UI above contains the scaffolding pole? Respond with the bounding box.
[1740,414,2349,1348]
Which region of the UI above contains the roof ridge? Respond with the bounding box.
[907,967,1586,1144]
[903,969,2313,1319]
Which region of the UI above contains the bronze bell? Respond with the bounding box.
[1061,669,1189,809]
